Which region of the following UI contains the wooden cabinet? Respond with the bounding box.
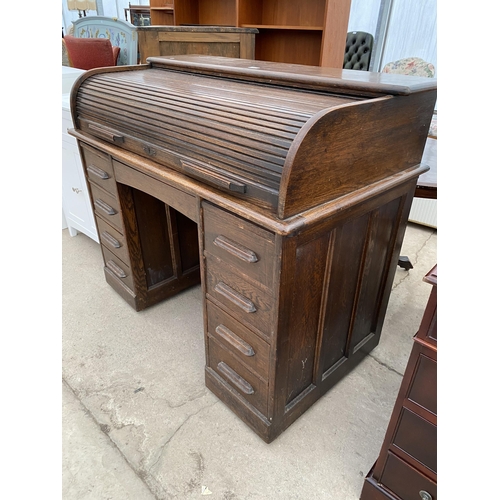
[360,266,437,500]
[69,56,436,442]
[62,67,98,243]
[149,1,174,25]
[148,0,351,67]
[137,26,257,63]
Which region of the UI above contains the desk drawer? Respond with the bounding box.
[95,217,130,265]
[208,336,268,417]
[205,253,275,337]
[90,183,124,233]
[380,452,437,500]
[393,408,437,473]
[207,300,270,378]
[101,246,134,291]
[203,202,276,292]
[407,351,437,416]
[80,144,118,197]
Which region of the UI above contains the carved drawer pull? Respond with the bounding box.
[88,123,124,143]
[214,282,256,313]
[94,199,117,216]
[101,231,121,249]
[87,164,110,180]
[106,260,126,278]
[181,161,246,193]
[217,362,254,395]
[213,235,258,263]
[215,325,255,357]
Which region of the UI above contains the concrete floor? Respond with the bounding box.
[62,222,437,500]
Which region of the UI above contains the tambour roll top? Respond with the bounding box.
[71,55,437,219]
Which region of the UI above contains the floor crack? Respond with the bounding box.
[368,353,404,377]
[62,377,165,500]
[148,399,220,475]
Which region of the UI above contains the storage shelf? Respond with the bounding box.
[149,0,350,67]
[241,24,324,31]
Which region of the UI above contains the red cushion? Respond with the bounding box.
[63,35,116,70]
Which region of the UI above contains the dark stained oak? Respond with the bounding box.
[69,55,437,443]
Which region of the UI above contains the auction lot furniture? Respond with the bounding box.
[136,25,257,63]
[360,265,437,499]
[148,0,351,67]
[69,55,436,443]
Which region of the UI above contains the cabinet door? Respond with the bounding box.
[62,136,98,243]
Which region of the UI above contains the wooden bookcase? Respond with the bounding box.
[149,1,174,25]
[148,0,351,68]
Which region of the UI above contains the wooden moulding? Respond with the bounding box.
[70,56,436,223]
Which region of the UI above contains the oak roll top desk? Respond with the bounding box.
[69,55,437,443]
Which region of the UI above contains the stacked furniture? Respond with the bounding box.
[360,265,437,499]
[68,55,436,443]
[148,0,351,67]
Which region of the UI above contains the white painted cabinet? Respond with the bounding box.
[62,67,99,243]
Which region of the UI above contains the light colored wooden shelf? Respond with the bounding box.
[241,25,324,31]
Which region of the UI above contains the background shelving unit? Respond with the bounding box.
[148,0,351,68]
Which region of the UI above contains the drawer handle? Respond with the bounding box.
[181,161,246,193]
[94,199,117,216]
[106,260,126,278]
[213,236,258,263]
[217,362,254,395]
[101,231,121,249]
[87,164,110,180]
[215,325,255,357]
[214,282,256,313]
[419,491,433,500]
[88,123,124,143]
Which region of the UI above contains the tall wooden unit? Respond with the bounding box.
[148,0,351,67]
[149,1,174,25]
[69,55,436,443]
[360,266,437,499]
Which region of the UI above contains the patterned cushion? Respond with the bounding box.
[382,57,435,78]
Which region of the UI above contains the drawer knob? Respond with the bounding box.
[181,160,246,193]
[217,362,254,395]
[419,491,433,500]
[214,282,256,313]
[88,123,124,143]
[213,235,258,263]
[94,198,117,216]
[215,325,255,357]
[101,231,121,249]
[106,260,126,279]
[87,164,110,180]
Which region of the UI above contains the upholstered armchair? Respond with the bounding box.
[382,57,436,139]
[343,31,374,71]
[63,35,120,70]
[382,57,435,78]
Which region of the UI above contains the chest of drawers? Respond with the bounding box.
[69,55,436,442]
[360,265,437,499]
